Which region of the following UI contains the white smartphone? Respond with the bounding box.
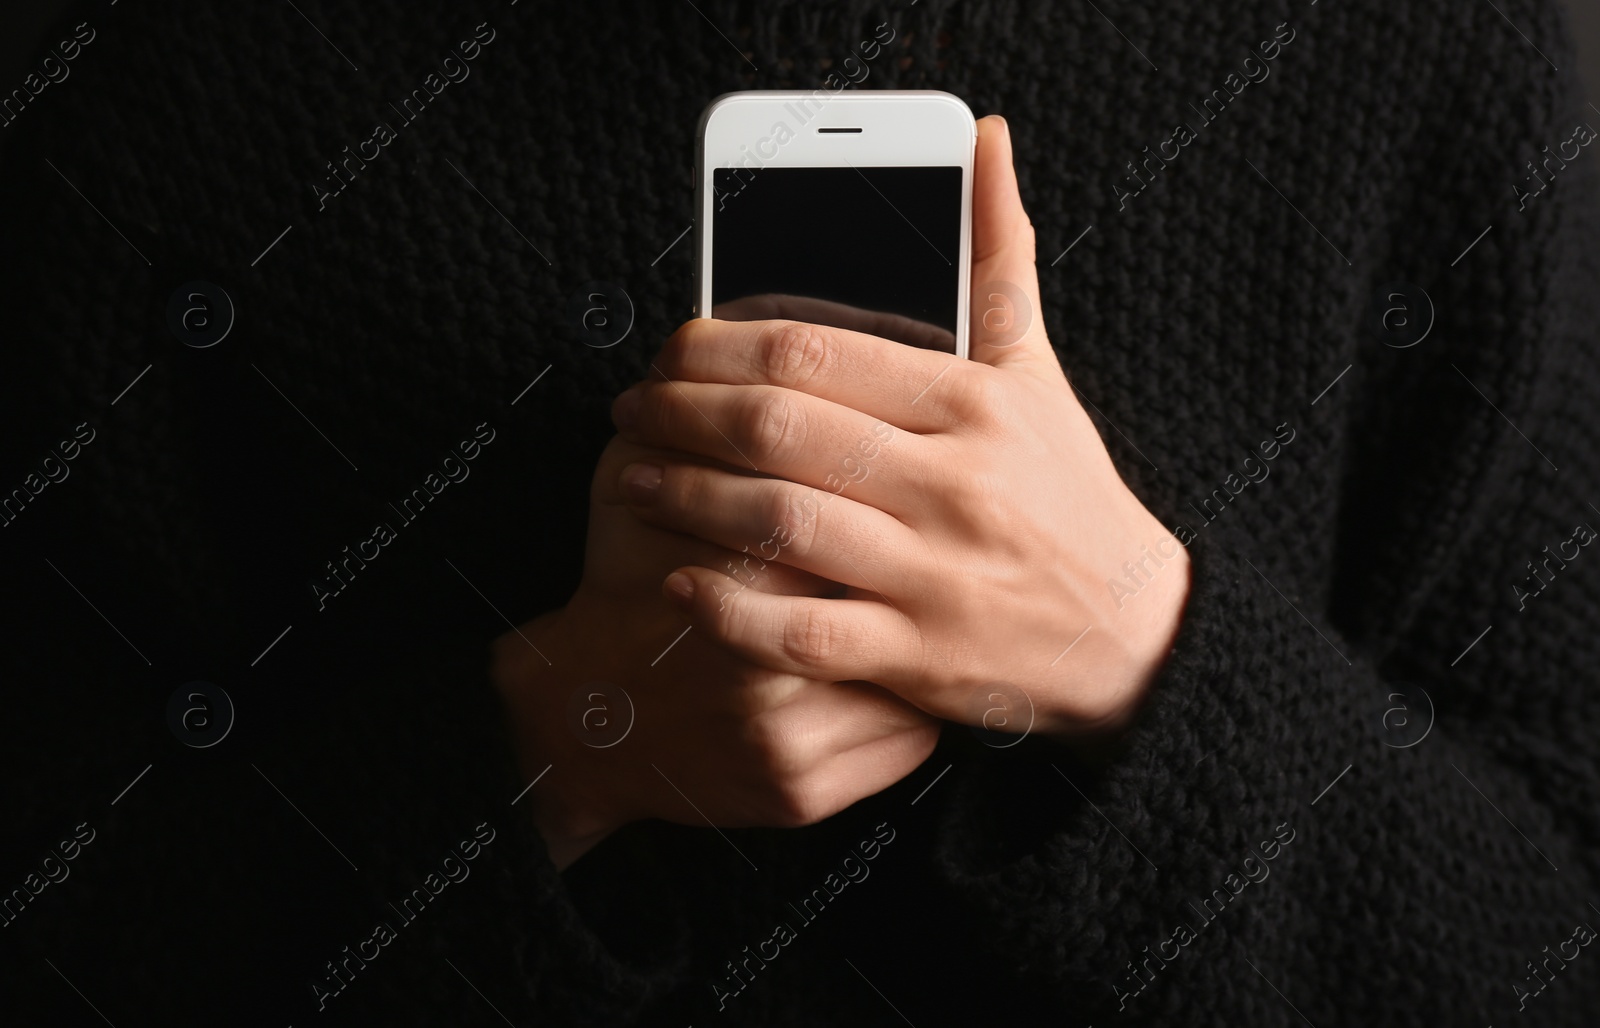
[695,90,975,357]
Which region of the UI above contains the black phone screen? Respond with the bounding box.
[710,165,962,353]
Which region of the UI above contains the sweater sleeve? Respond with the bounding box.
[926,6,1600,1026]
[934,522,1600,1024]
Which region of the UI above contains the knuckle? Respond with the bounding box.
[944,369,1006,427]
[773,486,820,558]
[745,712,807,776]
[772,775,830,827]
[743,389,800,464]
[740,715,830,827]
[762,321,833,388]
[782,606,837,666]
[929,449,1000,530]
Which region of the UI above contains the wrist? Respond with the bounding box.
[1043,523,1191,743]
[1130,535,1191,676]
[1107,526,1191,730]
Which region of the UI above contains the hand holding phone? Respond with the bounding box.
[615,115,1193,745]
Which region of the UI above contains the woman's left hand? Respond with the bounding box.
[609,116,1190,741]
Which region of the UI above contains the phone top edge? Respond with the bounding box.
[698,90,976,142]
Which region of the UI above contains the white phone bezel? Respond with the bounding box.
[694,90,976,359]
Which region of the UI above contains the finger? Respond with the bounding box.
[619,459,926,594]
[969,115,1058,377]
[752,678,935,762]
[663,565,920,684]
[817,720,941,789]
[590,502,831,598]
[614,379,934,511]
[592,440,835,597]
[650,318,975,434]
[713,293,957,353]
[762,715,941,825]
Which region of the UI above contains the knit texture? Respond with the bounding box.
[1,0,1598,1024]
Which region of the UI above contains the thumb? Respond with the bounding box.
[969,115,1054,374]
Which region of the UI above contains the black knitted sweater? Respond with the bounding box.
[2,1,1598,1025]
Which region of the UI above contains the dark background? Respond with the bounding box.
[5,2,1599,167]
[1571,0,1598,113]
[6,3,1600,145]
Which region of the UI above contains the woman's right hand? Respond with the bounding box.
[492,433,941,870]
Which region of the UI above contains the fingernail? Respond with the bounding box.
[620,462,662,503]
[663,571,695,608]
[612,387,641,432]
